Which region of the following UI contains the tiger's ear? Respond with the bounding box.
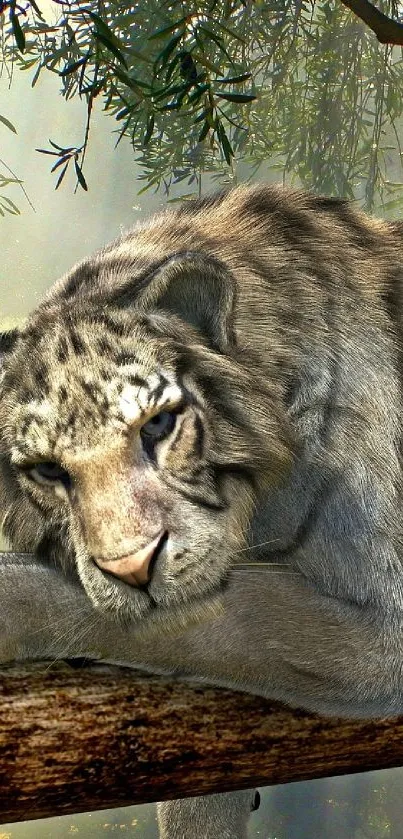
[0,329,19,369]
[138,252,236,352]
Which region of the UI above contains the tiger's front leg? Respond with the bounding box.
[157,789,260,839]
[1,554,402,719]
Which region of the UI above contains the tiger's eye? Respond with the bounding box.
[29,461,71,489]
[140,411,176,442]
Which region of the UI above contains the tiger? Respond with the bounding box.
[1,184,403,837]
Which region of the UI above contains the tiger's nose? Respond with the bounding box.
[94,531,165,586]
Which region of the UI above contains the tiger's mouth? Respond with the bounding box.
[76,518,233,626]
[144,530,169,585]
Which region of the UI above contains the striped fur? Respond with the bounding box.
[0,184,403,628]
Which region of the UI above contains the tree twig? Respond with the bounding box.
[0,156,35,211]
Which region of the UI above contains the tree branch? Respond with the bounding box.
[1,661,403,824]
[339,0,403,44]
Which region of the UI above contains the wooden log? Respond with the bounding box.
[0,662,403,824]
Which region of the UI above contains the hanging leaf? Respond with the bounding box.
[88,11,122,46]
[216,119,233,165]
[35,148,59,156]
[216,91,256,103]
[10,11,25,53]
[198,119,210,142]
[113,66,150,97]
[55,162,69,190]
[0,195,20,215]
[94,32,128,68]
[158,101,181,111]
[165,52,182,83]
[49,139,68,152]
[20,58,39,71]
[29,0,44,18]
[0,115,17,134]
[216,72,252,84]
[74,160,88,191]
[153,82,188,102]
[115,115,132,146]
[188,84,209,106]
[214,20,246,43]
[155,32,184,69]
[89,11,128,68]
[59,56,89,77]
[199,26,224,49]
[194,107,210,124]
[51,154,72,173]
[143,114,155,146]
[31,63,41,87]
[148,17,189,40]
[194,52,224,75]
[116,105,132,120]
[199,26,232,63]
[137,174,162,194]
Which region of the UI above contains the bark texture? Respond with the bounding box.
[0,662,402,823]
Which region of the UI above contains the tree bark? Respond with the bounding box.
[0,661,403,824]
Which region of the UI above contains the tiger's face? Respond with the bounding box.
[0,308,271,625]
[0,244,293,626]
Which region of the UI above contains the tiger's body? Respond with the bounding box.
[1,185,403,836]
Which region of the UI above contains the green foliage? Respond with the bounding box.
[0,113,22,216]
[1,0,403,210]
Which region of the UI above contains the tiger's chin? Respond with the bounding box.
[76,549,230,630]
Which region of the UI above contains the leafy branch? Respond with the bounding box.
[0,113,34,213]
[2,1,403,212]
[35,140,88,191]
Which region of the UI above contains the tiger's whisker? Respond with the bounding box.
[234,538,281,554]
[231,567,297,574]
[233,561,290,567]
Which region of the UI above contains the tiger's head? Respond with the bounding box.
[0,250,293,626]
